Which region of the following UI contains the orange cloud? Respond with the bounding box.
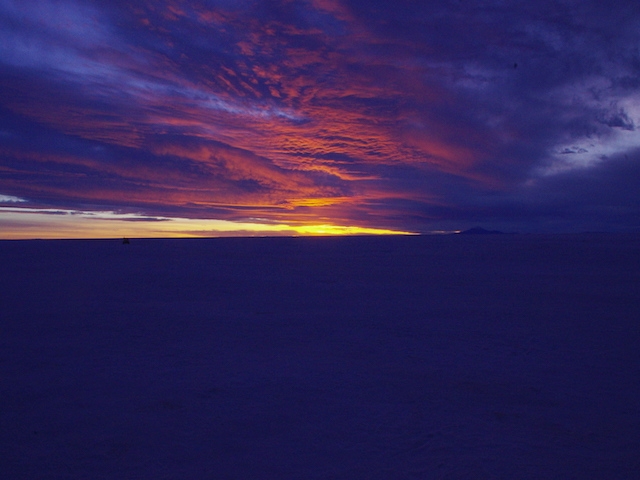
[0,0,515,238]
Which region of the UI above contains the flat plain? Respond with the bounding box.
[1,234,639,479]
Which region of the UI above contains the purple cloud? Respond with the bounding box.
[1,0,640,236]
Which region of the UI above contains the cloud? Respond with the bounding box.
[598,109,635,131]
[1,0,640,234]
[0,194,26,203]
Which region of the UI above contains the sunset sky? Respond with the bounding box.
[1,0,640,238]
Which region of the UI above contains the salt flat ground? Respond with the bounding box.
[1,234,639,479]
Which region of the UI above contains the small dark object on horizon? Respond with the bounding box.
[122,237,130,244]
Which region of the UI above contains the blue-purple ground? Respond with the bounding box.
[1,234,639,478]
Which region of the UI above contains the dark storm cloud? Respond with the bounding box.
[1,0,640,234]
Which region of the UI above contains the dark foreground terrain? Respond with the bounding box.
[1,234,639,479]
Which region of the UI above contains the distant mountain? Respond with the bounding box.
[458,227,506,235]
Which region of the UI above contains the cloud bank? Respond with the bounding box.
[1,0,640,235]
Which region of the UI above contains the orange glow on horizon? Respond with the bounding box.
[290,224,414,236]
[0,208,415,240]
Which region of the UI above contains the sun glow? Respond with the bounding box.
[0,207,414,239]
[290,224,414,236]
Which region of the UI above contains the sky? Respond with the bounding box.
[1,0,640,238]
